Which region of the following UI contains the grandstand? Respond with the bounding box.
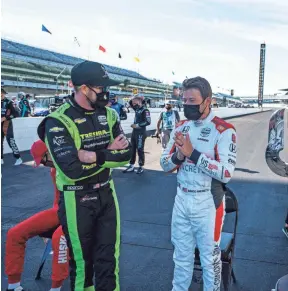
[1,39,173,103]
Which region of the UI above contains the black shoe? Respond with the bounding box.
[135,167,144,174]
[122,165,134,173]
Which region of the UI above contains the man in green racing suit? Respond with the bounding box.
[38,61,131,291]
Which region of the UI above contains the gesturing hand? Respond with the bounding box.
[78,150,97,163]
[174,132,194,158]
[108,134,129,150]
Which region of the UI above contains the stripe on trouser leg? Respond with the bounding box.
[109,180,121,291]
[64,191,85,291]
[214,201,224,242]
[213,200,225,291]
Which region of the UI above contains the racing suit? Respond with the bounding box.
[19,97,31,117]
[130,106,151,166]
[38,96,131,291]
[160,111,236,291]
[158,110,180,149]
[5,168,69,288]
[1,97,21,159]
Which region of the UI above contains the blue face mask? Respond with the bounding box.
[110,99,116,105]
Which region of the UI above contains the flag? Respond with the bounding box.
[74,37,80,47]
[134,57,140,63]
[99,45,106,53]
[118,53,122,59]
[42,25,52,34]
[172,71,175,75]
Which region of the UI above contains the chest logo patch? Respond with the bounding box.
[98,115,108,125]
[200,127,211,137]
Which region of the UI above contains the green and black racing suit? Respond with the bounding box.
[38,96,131,291]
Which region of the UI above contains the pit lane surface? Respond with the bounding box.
[1,110,287,291]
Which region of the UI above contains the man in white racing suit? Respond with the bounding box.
[160,77,237,291]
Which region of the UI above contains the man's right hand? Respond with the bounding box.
[108,134,129,150]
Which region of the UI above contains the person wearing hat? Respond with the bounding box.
[5,140,69,291]
[123,94,151,174]
[37,61,131,291]
[156,100,180,150]
[18,92,31,117]
[1,87,22,165]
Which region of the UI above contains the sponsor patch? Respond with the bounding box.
[98,115,108,125]
[197,138,209,142]
[208,164,218,170]
[232,133,236,143]
[229,143,237,153]
[200,127,211,137]
[224,170,231,178]
[200,157,209,168]
[82,163,97,170]
[81,195,98,202]
[53,136,66,146]
[74,118,86,124]
[66,185,84,191]
[216,125,225,132]
[228,158,236,166]
[182,126,190,135]
[49,127,64,133]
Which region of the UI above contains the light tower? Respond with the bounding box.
[258,43,266,108]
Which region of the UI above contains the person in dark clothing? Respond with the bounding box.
[1,87,22,165]
[18,92,31,117]
[123,95,151,174]
[38,61,131,291]
[108,94,127,120]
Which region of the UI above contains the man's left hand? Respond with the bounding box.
[131,124,137,129]
[174,132,194,157]
[78,150,97,163]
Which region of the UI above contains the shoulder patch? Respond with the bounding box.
[212,116,235,133]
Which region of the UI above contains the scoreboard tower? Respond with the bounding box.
[258,43,266,107]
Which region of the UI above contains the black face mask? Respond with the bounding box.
[132,104,140,111]
[166,105,172,110]
[183,100,206,120]
[86,86,109,109]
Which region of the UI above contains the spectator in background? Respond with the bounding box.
[108,93,127,120]
[18,92,31,117]
[1,87,22,166]
[156,101,180,150]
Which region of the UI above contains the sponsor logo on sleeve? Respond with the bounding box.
[228,158,236,166]
[200,127,211,137]
[229,143,237,153]
[208,164,218,170]
[197,137,209,142]
[53,136,66,146]
[224,170,231,178]
[182,126,190,135]
[49,127,64,133]
[232,133,236,143]
[200,157,209,168]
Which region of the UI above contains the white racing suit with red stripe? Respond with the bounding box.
[160,111,236,291]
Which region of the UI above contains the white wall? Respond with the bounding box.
[3,117,44,154]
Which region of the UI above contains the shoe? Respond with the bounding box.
[1,159,4,165]
[14,158,23,166]
[7,286,24,291]
[122,165,134,173]
[282,227,288,239]
[135,167,144,174]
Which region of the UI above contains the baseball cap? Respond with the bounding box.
[71,61,121,88]
[30,140,48,167]
[1,87,7,94]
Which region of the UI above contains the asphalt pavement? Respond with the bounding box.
[1,110,288,291]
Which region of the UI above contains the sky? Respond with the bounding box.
[1,0,288,96]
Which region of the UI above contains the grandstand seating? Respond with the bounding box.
[1,39,160,82]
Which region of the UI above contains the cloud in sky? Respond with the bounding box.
[2,0,288,95]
